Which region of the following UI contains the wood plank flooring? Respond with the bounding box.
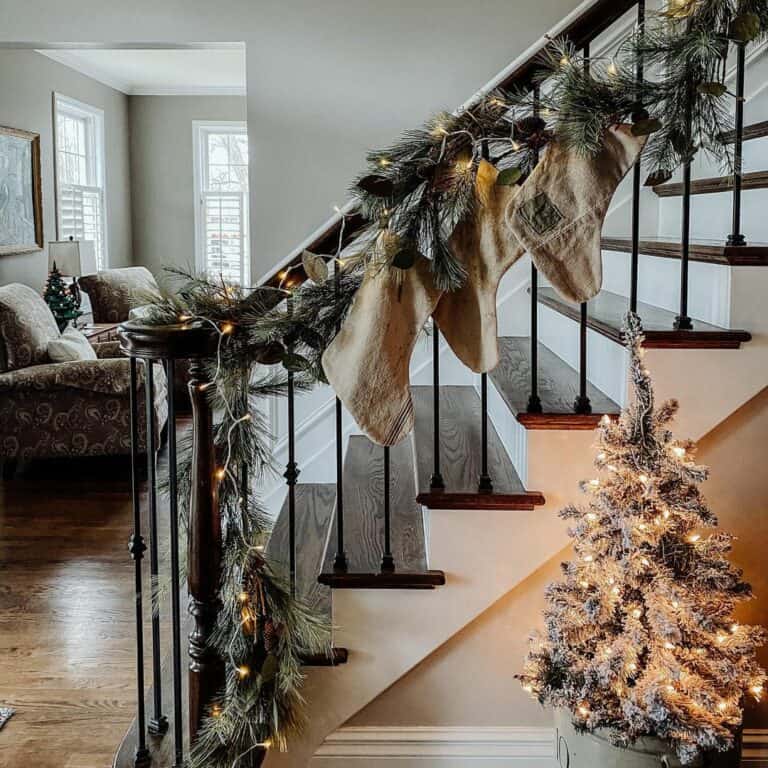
[0,441,181,768]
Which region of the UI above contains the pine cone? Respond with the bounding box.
[263,619,277,652]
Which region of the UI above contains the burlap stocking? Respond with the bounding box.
[506,125,645,304]
[433,159,525,373]
[322,256,443,446]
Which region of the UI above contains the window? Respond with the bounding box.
[193,122,250,286]
[54,94,107,269]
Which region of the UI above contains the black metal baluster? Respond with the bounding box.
[381,446,395,573]
[574,45,592,415]
[128,357,151,768]
[145,360,168,736]
[284,294,299,596]
[164,359,184,768]
[430,324,445,490]
[727,40,747,247]
[527,85,543,414]
[333,262,348,572]
[478,137,493,493]
[630,0,645,313]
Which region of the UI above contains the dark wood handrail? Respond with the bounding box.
[260,0,638,291]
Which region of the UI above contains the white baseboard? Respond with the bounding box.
[311,726,768,766]
[312,726,557,765]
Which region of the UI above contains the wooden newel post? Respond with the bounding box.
[187,359,224,740]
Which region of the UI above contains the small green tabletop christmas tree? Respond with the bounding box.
[44,263,81,331]
[519,313,766,764]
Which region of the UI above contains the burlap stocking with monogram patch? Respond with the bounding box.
[432,159,526,373]
[322,256,443,446]
[506,125,645,304]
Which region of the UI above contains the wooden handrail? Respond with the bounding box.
[260,0,638,291]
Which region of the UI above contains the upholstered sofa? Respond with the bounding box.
[0,283,167,475]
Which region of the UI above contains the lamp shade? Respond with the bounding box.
[48,239,98,276]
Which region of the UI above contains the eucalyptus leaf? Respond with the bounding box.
[391,246,420,270]
[697,82,728,98]
[281,352,311,372]
[631,118,663,137]
[729,12,760,43]
[644,169,673,187]
[260,654,279,683]
[253,341,286,366]
[301,250,329,284]
[357,174,395,197]
[497,167,523,186]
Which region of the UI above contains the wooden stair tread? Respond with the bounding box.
[654,170,768,197]
[317,570,445,589]
[300,647,349,666]
[720,120,768,144]
[267,482,336,617]
[602,236,768,266]
[321,434,428,576]
[491,337,619,429]
[411,385,544,509]
[537,288,751,349]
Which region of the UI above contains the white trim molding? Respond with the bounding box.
[313,726,556,764]
[312,726,768,766]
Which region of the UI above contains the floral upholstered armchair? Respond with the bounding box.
[0,283,167,477]
[79,266,161,324]
[79,266,190,406]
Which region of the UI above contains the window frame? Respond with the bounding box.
[53,92,108,269]
[192,120,250,286]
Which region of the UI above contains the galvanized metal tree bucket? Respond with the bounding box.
[554,709,740,768]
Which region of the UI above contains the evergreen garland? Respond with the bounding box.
[347,1,767,289]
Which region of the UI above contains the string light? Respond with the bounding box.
[607,60,619,77]
[578,705,590,717]
[378,157,391,167]
[717,701,728,712]
[638,473,649,485]
[688,533,701,543]
[178,313,191,322]
[211,704,222,718]
[238,591,248,603]
[220,322,234,335]
[664,642,675,650]
[672,445,686,458]
[597,452,606,462]
[600,414,612,426]
[589,479,600,488]
[237,665,250,679]
[215,467,226,481]
[560,54,571,67]
[586,512,598,522]
[751,684,763,699]
[632,608,643,619]
[730,623,739,634]
[579,580,590,589]
[583,554,594,563]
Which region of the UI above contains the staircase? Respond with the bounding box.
[112,1,768,766]
[258,16,768,768]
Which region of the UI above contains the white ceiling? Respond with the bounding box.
[36,47,246,95]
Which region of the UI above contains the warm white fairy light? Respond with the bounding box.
[237,665,250,679]
[688,533,701,543]
[583,554,594,563]
[672,445,686,458]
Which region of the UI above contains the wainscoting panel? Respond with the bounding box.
[312,727,768,767]
[312,726,557,766]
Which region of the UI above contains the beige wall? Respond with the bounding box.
[0,49,132,289]
[128,94,246,281]
[350,386,768,730]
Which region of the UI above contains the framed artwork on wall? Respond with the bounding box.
[0,125,44,256]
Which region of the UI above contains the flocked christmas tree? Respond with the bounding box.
[518,313,766,764]
[44,263,81,331]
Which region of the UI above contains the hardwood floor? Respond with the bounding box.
[0,434,181,768]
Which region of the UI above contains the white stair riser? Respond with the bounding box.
[537,302,629,407]
[601,249,731,327]
[657,187,767,242]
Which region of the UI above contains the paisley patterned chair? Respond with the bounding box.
[0,283,167,477]
[79,266,191,407]
[79,266,161,324]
